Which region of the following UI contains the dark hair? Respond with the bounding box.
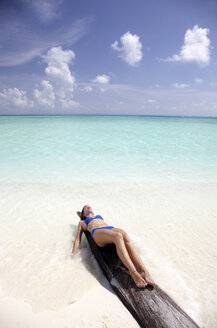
[80,205,88,220]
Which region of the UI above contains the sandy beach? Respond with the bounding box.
[0,178,217,327]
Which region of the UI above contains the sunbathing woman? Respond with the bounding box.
[71,205,155,288]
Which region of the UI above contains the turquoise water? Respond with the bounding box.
[0,115,217,182]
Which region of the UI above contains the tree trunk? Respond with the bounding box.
[84,231,200,328]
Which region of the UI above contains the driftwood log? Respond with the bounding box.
[84,230,200,328]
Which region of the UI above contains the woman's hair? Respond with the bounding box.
[80,205,88,220]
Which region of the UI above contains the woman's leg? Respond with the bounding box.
[114,228,155,285]
[92,229,147,288]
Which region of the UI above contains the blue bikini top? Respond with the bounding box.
[84,215,104,227]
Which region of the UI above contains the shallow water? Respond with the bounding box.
[0,115,217,182]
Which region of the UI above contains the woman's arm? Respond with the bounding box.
[71,221,85,256]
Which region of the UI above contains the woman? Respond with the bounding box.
[71,205,155,288]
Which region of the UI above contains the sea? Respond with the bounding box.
[0,115,216,328]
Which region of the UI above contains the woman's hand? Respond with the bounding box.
[65,252,75,261]
[70,253,75,259]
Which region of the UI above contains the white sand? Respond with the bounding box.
[0,178,217,327]
[0,283,139,328]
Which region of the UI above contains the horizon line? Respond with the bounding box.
[0,114,217,119]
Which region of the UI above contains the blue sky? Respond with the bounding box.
[0,0,217,116]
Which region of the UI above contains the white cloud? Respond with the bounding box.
[43,46,75,88]
[41,46,79,109]
[194,78,203,85]
[173,83,190,89]
[0,87,29,107]
[43,46,76,66]
[111,31,143,66]
[33,80,55,108]
[166,25,211,66]
[0,46,80,111]
[92,74,110,84]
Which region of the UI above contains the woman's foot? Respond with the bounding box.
[140,271,155,286]
[130,270,147,288]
